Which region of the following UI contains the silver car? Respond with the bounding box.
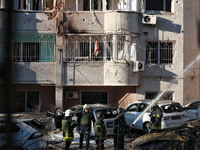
[125,100,189,133]
[0,118,47,149]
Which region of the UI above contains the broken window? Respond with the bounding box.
[146,41,173,64]
[77,0,102,11]
[17,0,54,11]
[145,92,173,100]
[146,0,172,12]
[81,91,108,104]
[13,91,40,112]
[13,33,56,62]
[14,42,40,62]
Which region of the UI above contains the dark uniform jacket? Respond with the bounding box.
[78,111,95,132]
[94,118,106,140]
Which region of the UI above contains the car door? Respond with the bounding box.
[134,103,150,130]
[124,103,138,126]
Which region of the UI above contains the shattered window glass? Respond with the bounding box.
[146,0,172,12]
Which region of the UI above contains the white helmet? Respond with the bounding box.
[83,104,89,110]
[65,109,73,117]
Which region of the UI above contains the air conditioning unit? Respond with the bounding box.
[142,14,157,25]
[133,61,145,72]
[66,91,78,99]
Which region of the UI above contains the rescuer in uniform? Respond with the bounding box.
[78,104,95,149]
[113,107,127,150]
[94,111,106,150]
[62,109,77,150]
[150,102,163,133]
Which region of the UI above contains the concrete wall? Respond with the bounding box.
[14,63,56,84]
[104,11,140,34]
[183,0,200,105]
[14,12,56,32]
[63,62,138,86]
[64,11,140,34]
[137,0,185,104]
[64,12,104,33]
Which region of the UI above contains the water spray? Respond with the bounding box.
[130,54,200,126]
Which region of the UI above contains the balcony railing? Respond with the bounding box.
[64,34,137,62]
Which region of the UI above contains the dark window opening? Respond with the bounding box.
[14,42,40,62]
[146,92,173,100]
[80,42,89,57]
[83,0,90,11]
[32,0,40,10]
[13,91,40,112]
[81,91,108,104]
[94,0,98,10]
[27,91,39,109]
[13,91,25,112]
[146,0,172,12]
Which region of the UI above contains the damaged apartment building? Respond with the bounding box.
[0,0,200,112]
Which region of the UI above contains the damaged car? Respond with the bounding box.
[184,100,200,120]
[70,103,117,136]
[125,100,189,133]
[0,118,47,150]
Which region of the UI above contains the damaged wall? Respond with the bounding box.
[64,12,104,33]
[63,62,138,86]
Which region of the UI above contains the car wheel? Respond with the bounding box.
[143,122,151,134]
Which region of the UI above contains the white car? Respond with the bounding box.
[0,118,47,150]
[125,100,189,133]
[184,100,200,120]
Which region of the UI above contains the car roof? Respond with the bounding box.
[129,100,180,106]
[70,103,116,111]
[184,100,200,107]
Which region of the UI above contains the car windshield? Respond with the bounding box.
[95,109,117,119]
[162,103,185,113]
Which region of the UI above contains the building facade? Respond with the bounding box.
[0,0,199,112]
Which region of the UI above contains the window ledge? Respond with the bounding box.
[14,9,56,13]
[145,10,175,15]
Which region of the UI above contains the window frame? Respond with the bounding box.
[145,0,172,12]
[145,91,173,100]
[146,41,174,64]
[13,90,40,112]
[16,0,56,12]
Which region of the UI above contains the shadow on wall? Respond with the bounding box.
[156,17,182,34]
[137,64,178,96]
[14,63,37,84]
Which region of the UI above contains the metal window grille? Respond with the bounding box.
[65,35,127,62]
[18,0,54,11]
[14,42,40,62]
[146,41,173,64]
[13,33,56,62]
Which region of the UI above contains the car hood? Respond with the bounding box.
[15,121,40,144]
